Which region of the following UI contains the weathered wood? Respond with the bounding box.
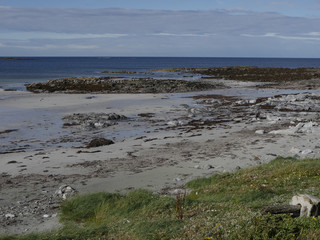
[261,205,301,217]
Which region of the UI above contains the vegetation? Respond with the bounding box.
[2,157,320,239]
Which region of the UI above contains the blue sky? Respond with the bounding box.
[0,0,320,57]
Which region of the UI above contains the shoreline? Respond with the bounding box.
[2,80,320,234]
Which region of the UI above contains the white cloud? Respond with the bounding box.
[305,32,320,36]
[0,31,128,40]
[151,33,216,37]
[242,32,320,41]
[9,43,98,50]
[1,7,320,56]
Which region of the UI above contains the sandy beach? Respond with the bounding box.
[1,79,320,234]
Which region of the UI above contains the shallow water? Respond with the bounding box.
[2,57,320,90]
[0,87,317,153]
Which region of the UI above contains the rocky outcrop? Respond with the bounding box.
[154,66,320,82]
[62,112,127,130]
[87,138,114,148]
[25,77,224,93]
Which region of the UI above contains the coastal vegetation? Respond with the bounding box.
[2,157,320,239]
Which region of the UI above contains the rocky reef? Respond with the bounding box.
[25,77,223,93]
[154,66,320,82]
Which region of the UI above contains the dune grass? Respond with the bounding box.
[2,157,320,239]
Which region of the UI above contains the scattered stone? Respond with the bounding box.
[7,161,18,164]
[87,138,114,148]
[43,214,50,218]
[174,178,182,182]
[167,120,185,127]
[269,122,319,135]
[0,129,18,135]
[194,165,201,169]
[5,213,16,219]
[204,164,215,170]
[255,130,265,134]
[290,147,301,154]
[301,149,313,155]
[235,166,241,170]
[253,156,260,161]
[63,112,127,130]
[85,96,96,99]
[55,185,77,200]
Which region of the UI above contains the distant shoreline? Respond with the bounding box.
[0,57,34,61]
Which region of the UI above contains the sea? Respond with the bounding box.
[1,57,320,91]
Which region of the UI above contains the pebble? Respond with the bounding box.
[301,149,313,155]
[5,213,16,219]
[204,164,215,170]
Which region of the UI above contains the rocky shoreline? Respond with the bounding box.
[2,68,320,235]
[154,66,320,81]
[25,77,224,93]
[25,67,320,94]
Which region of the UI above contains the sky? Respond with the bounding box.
[0,0,320,57]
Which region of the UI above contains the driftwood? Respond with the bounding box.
[261,205,301,217]
[261,194,320,217]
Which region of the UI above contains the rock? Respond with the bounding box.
[167,120,185,127]
[43,214,50,218]
[269,122,319,135]
[63,112,127,130]
[5,213,16,219]
[171,189,186,195]
[55,185,77,200]
[255,130,265,134]
[194,165,201,169]
[235,166,241,170]
[253,156,260,161]
[290,194,320,217]
[290,147,300,154]
[174,178,181,182]
[301,149,313,155]
[87,138,114,148]
[204,164,215,170]
[25,77,223,94]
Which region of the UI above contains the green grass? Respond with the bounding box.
[2,157,320,239]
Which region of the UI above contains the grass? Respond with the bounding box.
[2,157,320,239]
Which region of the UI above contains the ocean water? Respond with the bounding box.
[1,57,320,90]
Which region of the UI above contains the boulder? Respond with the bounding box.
[87,138,114,148]
[55,185,77,200]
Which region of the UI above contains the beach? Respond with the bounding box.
[2,74,320,234]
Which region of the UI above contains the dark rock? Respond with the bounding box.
[87,138,114,148]
[156,66,320,82]
[25,77,224,93]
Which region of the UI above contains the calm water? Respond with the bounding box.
[1,57,320,90]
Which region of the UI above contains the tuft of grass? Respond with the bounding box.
[2,157,320,239]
